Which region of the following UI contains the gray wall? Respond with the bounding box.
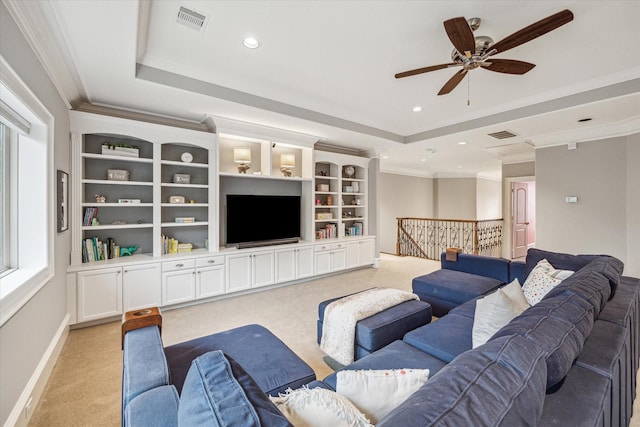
[379,173,433,254]
[435,178,476,220]
[503,161,535,178]
[536,135,639,276]
[0,4,71,424]
[476,178,502,220]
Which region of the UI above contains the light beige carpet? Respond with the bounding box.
[28,254,437,426]
[28,254,640,426]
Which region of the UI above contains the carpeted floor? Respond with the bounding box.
[29,254,438,426]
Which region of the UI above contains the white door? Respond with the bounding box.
[512,182,530,259]
[123,263,161,311]
[296,246,315,279]
[162,270,195,305]
[315,251,332,275]
[77,267,122,322]
[275,248,296,283]
[227,254,252,292]
[252,250,275,288]
[360,239,375,266]
[197,265,225,299]
[346,242,360,268]
[331,249,347,271]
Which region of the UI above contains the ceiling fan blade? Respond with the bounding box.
[395,63,459,79]
[438,69,467,95]
[490,9,574,55]
[444,17,476,58]
[481,59,536,74]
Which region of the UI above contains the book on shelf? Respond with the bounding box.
[82,236,120,262]
[175,216,195,223]
[83,207,99,226]
[345,222,364,237]
[162,234,193,254]
[316,223,337,239]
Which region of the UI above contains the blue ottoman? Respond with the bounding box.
[317,293,432,360]
[164,324,316,396]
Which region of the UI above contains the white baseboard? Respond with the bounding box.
[3,313,70,427]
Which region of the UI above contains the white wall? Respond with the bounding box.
[435,178,476,220]
[379,173,433,254]
[536,135,639,276]
[0,4,71,425]
[476,178,502,220]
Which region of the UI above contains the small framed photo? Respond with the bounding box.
[57,170,69,232]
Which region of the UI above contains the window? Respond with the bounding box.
[0,57,54,326]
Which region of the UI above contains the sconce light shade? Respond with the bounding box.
[233,148,252,163]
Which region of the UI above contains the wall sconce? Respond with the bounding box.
[280,154,296,177]
[233,148,251,174]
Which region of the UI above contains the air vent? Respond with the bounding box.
[487,130,518,140]
[177,6,207,31]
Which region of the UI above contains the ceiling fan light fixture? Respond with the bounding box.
[412,106,422,112]
[458,141,467,145]
[578,118,593,123]
[243,37,260,49]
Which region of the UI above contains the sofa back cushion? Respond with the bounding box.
[492,294,594,390]
[376,335,547,427]
[178,350,291,427]
[524,248,602,279]
[544,268,611,317]
[441,253,511,283]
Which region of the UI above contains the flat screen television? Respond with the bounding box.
[226,194,301,247]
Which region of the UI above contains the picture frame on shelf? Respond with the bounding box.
[57,169,69,232]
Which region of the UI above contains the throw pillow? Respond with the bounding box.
[472,287,526,348]
[501,278,530,313]
[270,387,372,427]
[335,369,430,424]
[522,259,574,305]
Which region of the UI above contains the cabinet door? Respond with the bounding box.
[296,246,315,279]
[197,265,225,299]
[252,250,275,288]
[360,239,375,266]
[162,270,195,305]
[346,242,361,268]
[123,263,161,311]
[315,251,332,275]
[77,267,123,322]
[331,249,347,271]
[275,248,296,283]
[227,254,252,292]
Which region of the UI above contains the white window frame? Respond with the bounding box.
[0,56,55,326]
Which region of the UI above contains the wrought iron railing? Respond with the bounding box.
[396,217,503,260]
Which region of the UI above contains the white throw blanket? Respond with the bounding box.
[320,288,419,365]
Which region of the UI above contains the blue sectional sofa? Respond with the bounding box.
[122,248,638,426]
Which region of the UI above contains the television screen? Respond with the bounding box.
[226,195,301,245]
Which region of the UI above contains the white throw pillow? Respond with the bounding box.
[501,278,530,313]
[270,387,372,427]
[522,259,574,305]
[472,287,526,348]
[336,368,430,424]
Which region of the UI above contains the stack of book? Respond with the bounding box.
[345,222,364,236]
[82,237,119,262]
[162,235,193,254]
[316,223,337,239]
[83,207,99,226]
[175,217,195,224]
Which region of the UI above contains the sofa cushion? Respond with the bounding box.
[123,385,179,427]
[412,269,503,304]
[522,259,574,305]
[377,335,547,427]
[178,350,291,427]
[440,252,511,283]
[544,268,611,317]
[403,314,473,363]
[524,248,602,279]
[492,294,594,390]
[322,340,447,390]
[165,324,315,396]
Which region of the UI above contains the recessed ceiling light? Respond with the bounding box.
[381,155,389,159]
[243,37,260,49]
[421,158,427,162]
[457,165,463,169]
[458,141,467,145]
[412,106,422,113]
[577,118,592,123]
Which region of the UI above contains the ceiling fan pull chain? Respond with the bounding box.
[467,72,471,106]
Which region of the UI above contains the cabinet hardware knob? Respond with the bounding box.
[117,270,121,274]
[176,263,184,267]
[208,260,215,264]
[124,270,128,273]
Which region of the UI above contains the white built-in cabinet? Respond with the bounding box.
[67,111,377,326]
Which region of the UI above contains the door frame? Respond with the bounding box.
[502,175,535,259]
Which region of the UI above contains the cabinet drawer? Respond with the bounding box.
[196,256,225,267]
[315,242,345,252]
[162,259,196,272]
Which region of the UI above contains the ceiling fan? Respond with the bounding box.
[395,9,574,95]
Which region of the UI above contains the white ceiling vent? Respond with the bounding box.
[177,6,207,31]
[487,130,518,140]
